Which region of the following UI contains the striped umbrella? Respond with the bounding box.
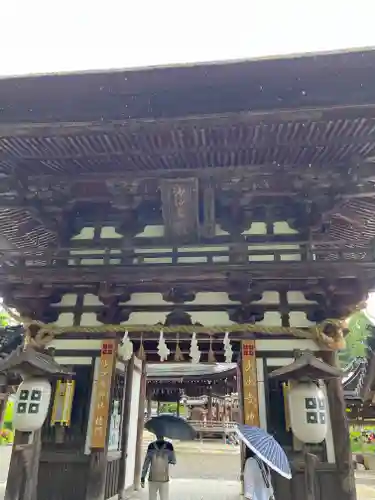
[236,424,292,479]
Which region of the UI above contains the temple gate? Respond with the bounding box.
[1,48,375,499]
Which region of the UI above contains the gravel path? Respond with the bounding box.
[139,479,240,500]
[2,443,375,499]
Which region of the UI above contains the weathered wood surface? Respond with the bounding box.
[5,430,41,500]
[85,451,107,500]
[1,242,373,266]
[118,357,134,500]
[304,450,319,500]
[322,351,357,500]
[133,363,146,490]
[1,261,373,289]
[0,378,8,430]
[273,465,341,500]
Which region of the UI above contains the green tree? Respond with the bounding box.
[0,309,11,326]
[339,311,372,366]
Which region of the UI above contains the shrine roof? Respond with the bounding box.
[1,47,375,123]
[0,325,23,356]
[343,330,375,402]
[1,48,375,249]
[342,357,368,398]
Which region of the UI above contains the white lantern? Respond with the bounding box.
[288,381,327,444]
[13,378,52,432]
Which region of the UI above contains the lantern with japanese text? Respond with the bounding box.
[13,378,52,432]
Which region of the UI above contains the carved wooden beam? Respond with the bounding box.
[0,261,373,289]
[16,160,375,184]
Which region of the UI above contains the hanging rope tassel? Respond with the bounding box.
[223,331,233,363]
[174,333,185,362]
[118,331,134,361]
[189,332,201,364]
[136,334,146,361]
[157,330,170,362]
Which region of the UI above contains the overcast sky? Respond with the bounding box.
[2,0,375,76]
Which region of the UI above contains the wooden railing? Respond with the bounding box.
[0,241,372,269]
[188,419,238,433]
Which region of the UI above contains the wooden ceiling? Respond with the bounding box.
[1,49,375,250]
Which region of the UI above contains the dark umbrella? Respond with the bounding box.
[145,415,196,441]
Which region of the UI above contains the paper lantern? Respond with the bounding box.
[13,378,52,432]
[288,382,327,444]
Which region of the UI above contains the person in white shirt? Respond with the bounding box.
[244,449,275,500]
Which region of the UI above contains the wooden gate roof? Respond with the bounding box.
[1,48,375,249]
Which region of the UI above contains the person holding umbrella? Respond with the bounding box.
[141,434,176,500]
[141,415,195,500]
[244,449,274,500]
[236,424,292,500]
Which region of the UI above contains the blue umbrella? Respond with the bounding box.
[236,424,292,479]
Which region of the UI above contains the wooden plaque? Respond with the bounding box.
[91,340,116,448]
[241,340,260,426]
[160,177,199,242]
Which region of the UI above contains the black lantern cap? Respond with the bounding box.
[269,351,343,381]
[0,345,73,380]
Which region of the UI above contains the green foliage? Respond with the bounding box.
[0,309,11,327]
[4,400,13,424]
[339,311,372,366]
[0,401,14,445]
[0,310,15,446]
[159,402,186,416]
[350,429,375,453]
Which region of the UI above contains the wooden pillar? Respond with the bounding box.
[146,393,152,419]
[322,351,356,500]
[241,340,259,426]
[5,429,42,500]
[133,363,147,491]
[118,356,135,499]
[304,447,318,500]
[216,401,220,422]
[239,340,259,495]
[0,375,8,430]
[207,389,213,421]
[85,340,117,500]
[85,451,108,500]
